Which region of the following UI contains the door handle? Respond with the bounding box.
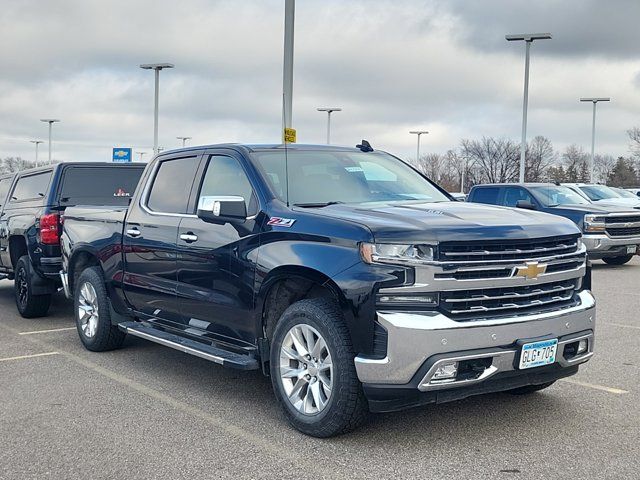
[126,227,141,238]
[180,233,198,243]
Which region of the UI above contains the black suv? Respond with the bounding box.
[0,162,144,317]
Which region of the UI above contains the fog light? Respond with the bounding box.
[577,339,588,355]
[432,362,458,381]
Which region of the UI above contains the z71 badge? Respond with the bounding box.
[267,217,295,227]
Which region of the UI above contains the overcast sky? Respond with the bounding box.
[1,0,639,163]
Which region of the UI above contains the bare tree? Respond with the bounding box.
[561,145,589,182]
[628,127,640,158]
[593,154,616,184]
[525,136,556,182]
[460,137,519,184]
[0,157,36,174]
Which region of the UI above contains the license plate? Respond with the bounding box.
[519,339,558,370]
[626,246,637,254]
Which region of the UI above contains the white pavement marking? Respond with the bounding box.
[18,327,77,335]
[0,351,60,362]
[561,378,628,395]
[603,322,640,330]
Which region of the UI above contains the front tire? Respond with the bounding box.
[269,298,368,438]
[14,255,51,318]
[74,267,125,352]
[602,254,634,266]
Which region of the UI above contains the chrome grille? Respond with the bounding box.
[440,279,579,319]
[438,235,580,262]
[605,214,640,237]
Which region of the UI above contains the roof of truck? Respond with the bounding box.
[157,143,375,156]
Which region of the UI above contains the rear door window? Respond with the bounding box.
[146,157,200,214]
[471,187,500,205]
[9,171,52,203]
[0,177,13,208]
[58,166,145,206]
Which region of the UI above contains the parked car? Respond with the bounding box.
[448,192,467,201]
[468,183,640,265]
[612,187,640,199]
[0,162,145,317]
[61,144,595,437]
[563,183,640,209]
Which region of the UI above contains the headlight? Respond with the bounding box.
[583,214,606,233]
[360,243,434,265]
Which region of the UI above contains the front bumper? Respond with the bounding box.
[582,234,640,259]
[355,290,595,411]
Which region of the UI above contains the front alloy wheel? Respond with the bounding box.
[279,324,333,415]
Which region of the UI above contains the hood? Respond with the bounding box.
[592,198,640,209]
[547,203,635,214]
[301,201,580,243]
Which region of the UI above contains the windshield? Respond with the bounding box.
[613,188,638,199]
[530,185,591,206]
[251,150,450,205]
[579,185,621,201]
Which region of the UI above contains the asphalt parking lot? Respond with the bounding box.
[0,260,638,479]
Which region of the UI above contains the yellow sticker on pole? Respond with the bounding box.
[283,127,296,143]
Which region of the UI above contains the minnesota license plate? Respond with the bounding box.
[519,339,558,369]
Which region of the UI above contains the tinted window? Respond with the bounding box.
[471,187,500,204]
[529,186,590,206]
[10,171,52,202]
[147,157,199,214]
[0,177,12,207]
[198,155,256,214]
[503,187,534,207]
[59,167,144,206]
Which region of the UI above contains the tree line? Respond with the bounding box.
[0,157,36,175]
[413,128,640,192]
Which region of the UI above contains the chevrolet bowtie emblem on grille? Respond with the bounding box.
[514,261,547,279]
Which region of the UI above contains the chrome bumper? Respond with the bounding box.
[354,290,595,386]
[582,234,640,257]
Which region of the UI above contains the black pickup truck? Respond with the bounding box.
[61,144,596,437]
[0,162,144,317]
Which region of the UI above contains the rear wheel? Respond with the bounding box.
[74,267,126,351]
[270,298,368,438]
[14,255,51,318]
[507,381,555,395]
[602,254,634,265]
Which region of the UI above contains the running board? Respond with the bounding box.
[119,322,259,370]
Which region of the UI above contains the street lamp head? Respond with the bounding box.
[409,130,429,135]
[140,63,175,70]
[317,107,342,112]
[506,33,552,42]
[40,119,60,123]
[580,97,611,103]
[176,136,192,140]
[30,140,44,144]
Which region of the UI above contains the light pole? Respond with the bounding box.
[140,63,174,155]
[30,140,44,167]
[282,0,295,141]
[580,97,610,183]
[317,108,341,144]
[409,130,429,161]
[176,136,191,147]
[136,151,147,162]
[506,33,552,183]
[40,119,60,164]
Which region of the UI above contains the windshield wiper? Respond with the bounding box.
[293,201,344,208]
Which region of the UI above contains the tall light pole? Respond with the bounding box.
[282,0,295,142]
[30,140,44,167]
[317,108,341,144]
[409,130,429,161]
[40,119,60,164]
[136,151,147,162]
[176,136,191,147]
[140,63,174,155]
[580,97,610,183]
[506,33,552,183]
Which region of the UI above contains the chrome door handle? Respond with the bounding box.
[179,233,198,243]
[126,228,141,238]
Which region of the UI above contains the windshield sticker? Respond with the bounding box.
[267,217,295,227]
[345,166,364,173]
[113,188,131,197]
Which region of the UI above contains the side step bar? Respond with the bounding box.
[119,322,259,371]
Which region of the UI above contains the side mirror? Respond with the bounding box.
[197,196,247,223]
[516,199,536,210]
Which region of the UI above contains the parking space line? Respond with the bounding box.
[18,327,77,335]
[602,322,640,330]
[0,351,60,362]
[560,378,628,395]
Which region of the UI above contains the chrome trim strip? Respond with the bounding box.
[441,242,577,257]
[447,292,574,315]
[442,283,575,303]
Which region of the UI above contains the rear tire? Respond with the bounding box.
[507,381,555,395]
[14,255,51,318]
[74,267,126,352]
[269,298,368,438]
[602,254,634,266]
